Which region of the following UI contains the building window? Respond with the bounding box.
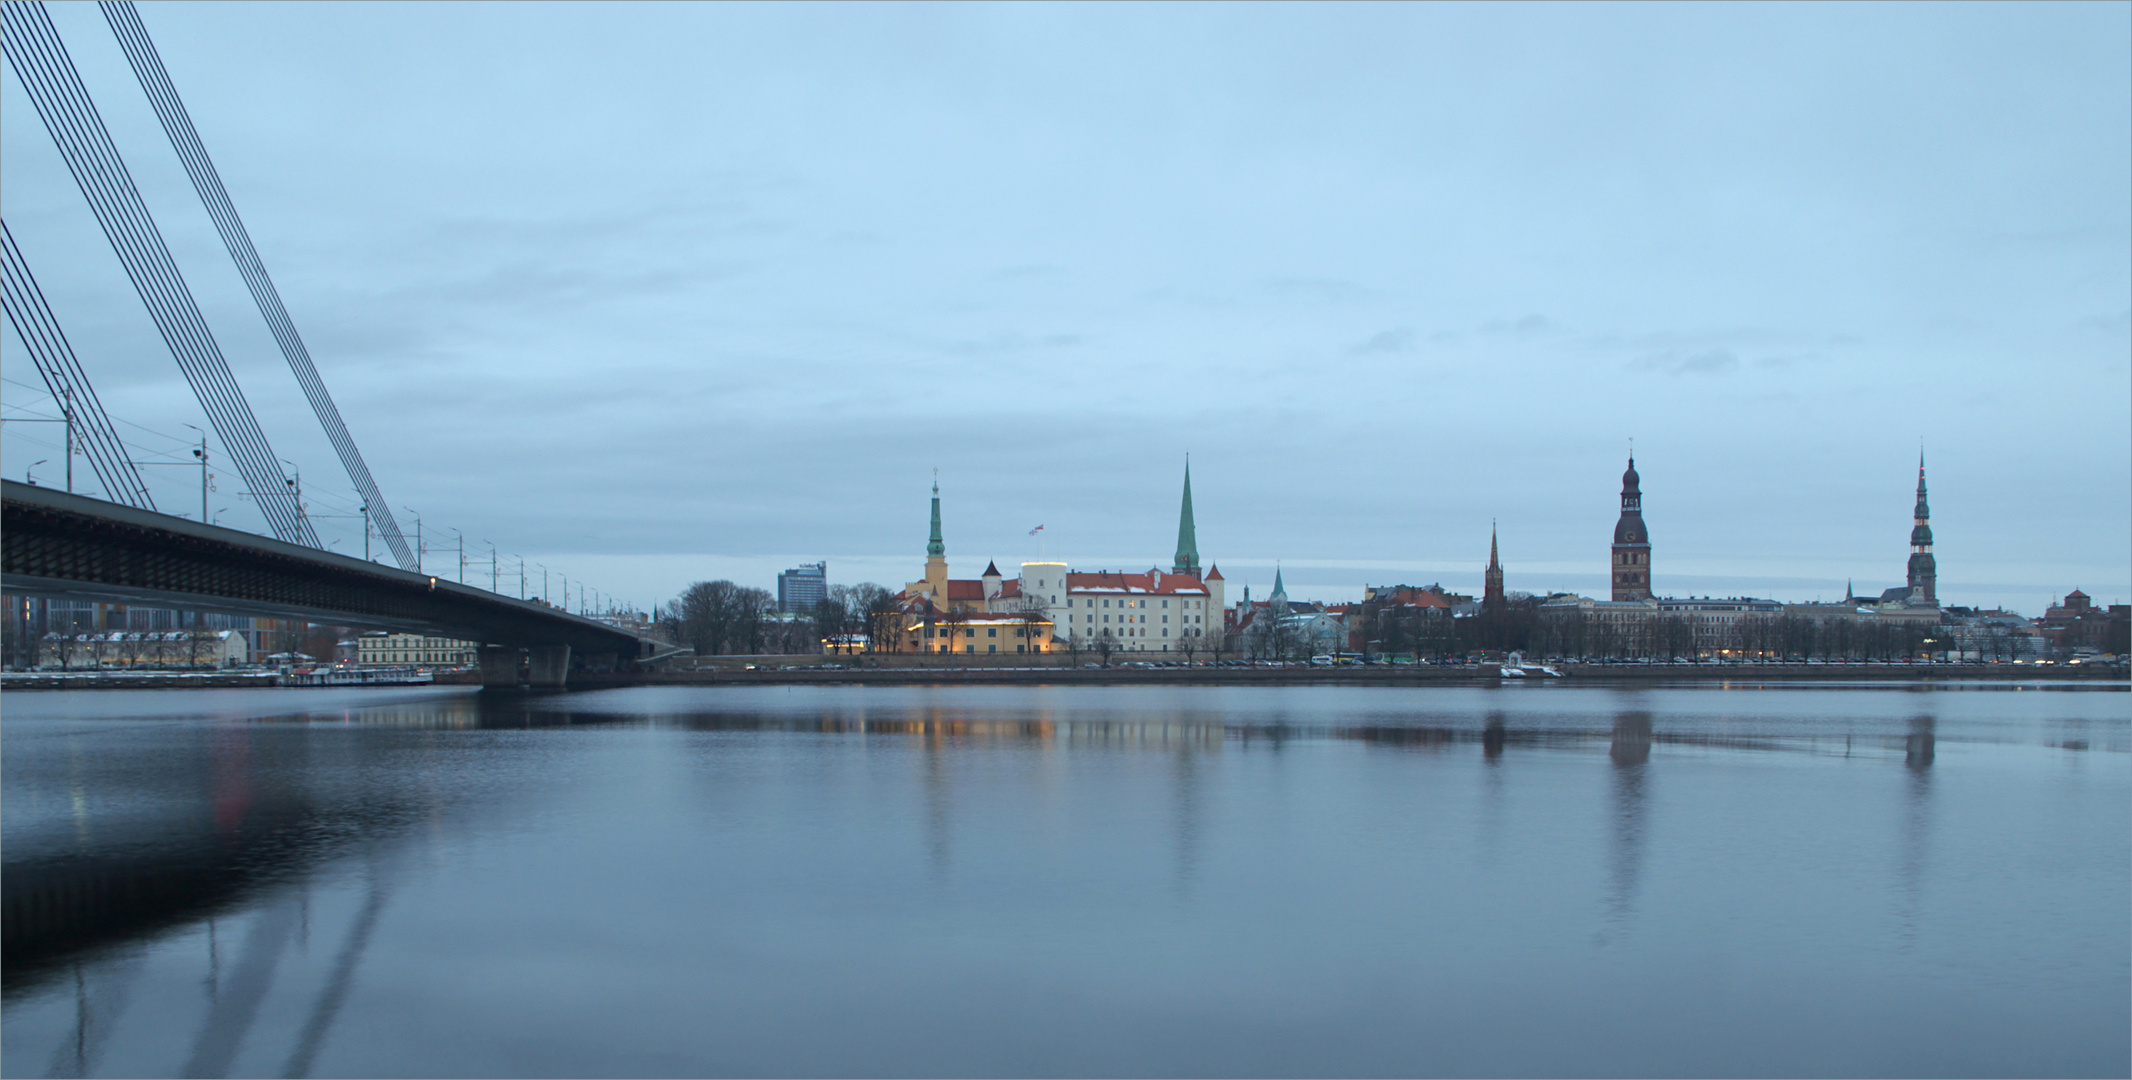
[987,628,997,637]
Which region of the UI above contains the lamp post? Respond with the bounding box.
[451,529,465,584]
[60,388,73,493]
[183,424,208,522]
[276,457,303,532]
[25,459,47,485]
[360,504,371,562]
[403,507,423,574]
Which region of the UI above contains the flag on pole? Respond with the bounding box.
[1029,525,1045,535]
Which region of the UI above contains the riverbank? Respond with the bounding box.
[571,660,2124,688]
[5,661,2118,690]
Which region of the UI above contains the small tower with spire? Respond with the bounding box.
[1173,458,1200,575]
[1483,521,1506,608]
[1267,565,1290,615]
[924,476,948,602]
[1611,449,1652,601]
[1906,451,1936,605]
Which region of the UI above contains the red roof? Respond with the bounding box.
[1205,564,1224,581]
[940,578,1020,601]
[1066,569,1209,596]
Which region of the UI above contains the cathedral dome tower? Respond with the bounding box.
[1610,452,1652,601]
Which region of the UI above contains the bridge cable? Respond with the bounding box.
[0,1,317,544]
[0,3,301,540]
[1,3,306,542]
[0,219,158,509]
[100,1,416,570]
[1,47,294,533]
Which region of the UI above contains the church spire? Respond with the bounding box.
[926,478,945,557]
[1172,457,1200,574]
[923,475,948,601]
[1906,450,1936,605]
[1268,565,1289,613]
[1484,520,1505,607]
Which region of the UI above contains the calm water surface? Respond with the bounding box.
[3,682,2126,1078]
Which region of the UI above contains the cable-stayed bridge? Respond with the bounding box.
[0,1,665,685]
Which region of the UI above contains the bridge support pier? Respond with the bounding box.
[527,645,571,689]
[479,645,520,689]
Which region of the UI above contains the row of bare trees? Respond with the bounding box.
[1529,610,1943,661]
[658,580,901,656]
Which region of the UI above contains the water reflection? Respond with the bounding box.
[45,955,138,1080]
[1481,712,1507,761]
[1897,714,1936,949]
[4,687,2124,1078]
[1603,713,1654,938]
[282,857,393,1079]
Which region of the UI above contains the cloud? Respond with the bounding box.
[1347,328,1413,355]
[1263,278,1375,303]
[1633,349,1739,375]
[1482,314,1561,336]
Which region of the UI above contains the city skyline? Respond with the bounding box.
[1,3,2124,617]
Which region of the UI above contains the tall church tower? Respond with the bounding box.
[924,479,948,601]
[1906,452,1936,605]
[1483,522,1505,607]
[1611,454,1652,601]
[1173,459,1200,575]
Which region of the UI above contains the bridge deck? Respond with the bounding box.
[3,479,644,655]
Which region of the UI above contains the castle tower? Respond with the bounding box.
[1906,452,1936,605]
[924,480,948,601]
[1483,521,1505,608]
[1611,454,1652,601]
[1173,459,1201,575]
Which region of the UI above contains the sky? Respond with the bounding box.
[2,1,2126,616]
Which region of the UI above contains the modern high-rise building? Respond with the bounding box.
[777,561,828,614]
[1611,453,1652,601]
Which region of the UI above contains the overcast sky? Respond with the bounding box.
[3,1,2126,615]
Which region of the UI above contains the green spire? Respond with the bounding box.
[1269,565,1288,610]
[1172,458,1199,573]
[926,480,944,557]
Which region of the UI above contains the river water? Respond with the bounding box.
[2,682,2126,1078]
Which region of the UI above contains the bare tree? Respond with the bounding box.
[1015,605,1049,658]
[938,605,971,661]
[1089,628,1120,667]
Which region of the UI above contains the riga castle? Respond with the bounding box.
[883,465,1225,655]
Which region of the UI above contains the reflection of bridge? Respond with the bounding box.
[2,480,670,686]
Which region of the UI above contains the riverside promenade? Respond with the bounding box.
[567,659,2124,689]
[5,659,2118,690]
